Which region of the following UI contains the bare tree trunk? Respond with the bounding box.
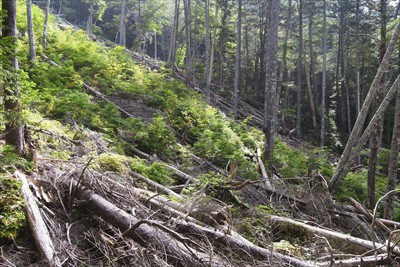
[329,20,400,193]
[233,0,242,119]
[167,0,180,67]
[2,0,25,156]
[384,87,400,219]
[263,0,280,159]
[42,0,51,49]
[320,0,327,146]
[86,1,93,35]
[205,0,211,101]
[183,0,192,87]
[276,0,292,131]
[26,0,36,62]
[366,0,387,209]
[304,58,317,127]
[118,0,126,46]
[296,0,303,139]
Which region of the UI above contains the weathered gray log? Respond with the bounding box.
[15,171,61,267]
[319,253,391,267]
[173,219,316,267]
[75,185,224,266]
[269,215,400,255]
[128,170,182,199]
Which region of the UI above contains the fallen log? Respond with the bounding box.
[15,171,61,267]
[269,215,400,255]
[128,170,182,199]
[173,219,316,267]
[319,253,391,267]
[74,185,225,267]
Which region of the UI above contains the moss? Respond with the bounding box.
[0,176,26,240]
[130,158,174,185]
[93,153,131,173]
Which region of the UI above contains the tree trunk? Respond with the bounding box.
[42,0,51,49]
[329,21,400,193]
[263,0,280,159]
[2,0,25,156]
[307,9,317,128]
[296,0,303,139]
[167,0,180,67]
[86,1,93,35]
[183,0,193,87]
[218,0,229,87]
[205,0,211,101]
[384,86,400,219]
[320,0,327,146]
[118,0,126,46]
[366,0,387,209]
[233,0,241,119]
[26,0,36,62]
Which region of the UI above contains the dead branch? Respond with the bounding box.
[74,184,225,266]
[15,171,61,267]
[128,171,182,199]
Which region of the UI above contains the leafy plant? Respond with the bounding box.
[130,158,173,185]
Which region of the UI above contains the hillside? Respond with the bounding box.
[1,3,400,267]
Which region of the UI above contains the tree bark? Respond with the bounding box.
[42,0,51,49]
[183,0,193,87]
[205,0,211,101]
[167,0,180,67]
[296,0,303,139]
[320,0,327,146]
[233,0,242,118]
[384,86,400,219]
[26,0,36,62]
[263,0,280,159]
[118,0,126,46]
[2,0,25,156]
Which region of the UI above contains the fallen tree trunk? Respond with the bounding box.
[174,219,315,267]
[269,215,400,255]
[15,171,61,267]
[74,185,224,266]
[319,253,391,267]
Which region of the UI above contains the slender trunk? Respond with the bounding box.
[42,0,51,49]
[118,0,126,46]
[167,0,180,67]
[2,0,24,155]
[384,89,400,220]
[154,29,157,59]
[219,0,229,86]
[233,0,242,119]
[205,0,211,101]
[304,58,317,127]
[366,0,387,209]
[329,21,400,193]
[183,0,192,87]
[263,0,280,159]
[308,11,317,127]
[26,0,36,62]
[207,6,218,98]
[320,0,327,146]
[296,0,303,138]
[278,0,292,131]
[87,1,93,35]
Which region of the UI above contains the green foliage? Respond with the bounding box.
[0,176,25,240]
[0,145,32,171]
[94,153,130,173]
[336,170,387,203]
[130,158,173,185]
[272,139,333,178]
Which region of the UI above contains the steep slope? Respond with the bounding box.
[1,4,400,267]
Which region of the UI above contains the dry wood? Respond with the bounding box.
[319,253,391,267]
[15,171,61,267]
[74,184,225,266]
[128,170,182,199]
[173,219,315,267]
[269,215,400,255]
[348,197,390,233]
[256,147,274,190]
